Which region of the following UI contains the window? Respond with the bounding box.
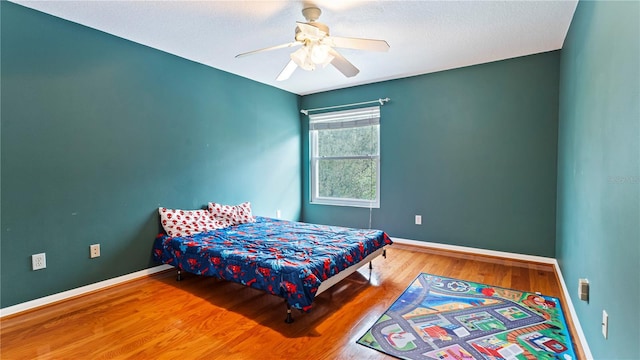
[309,106,380,208]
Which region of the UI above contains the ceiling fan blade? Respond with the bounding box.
[328,48,359,78]
[329,36,390,52]
[276,60,298,81]
[235,42,301,58]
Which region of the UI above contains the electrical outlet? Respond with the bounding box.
[276,209,282,219]
[32,253,46,270]
[90,244,100,258]
[602,310,608,339]
[415,215,422,225]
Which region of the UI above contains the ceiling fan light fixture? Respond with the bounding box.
[310,43,334,66]
[291,42,334,71]
[291,46,315,71]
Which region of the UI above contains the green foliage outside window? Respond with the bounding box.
[314,125,379,202]
[317,126,378,157]
[318,159,377,200]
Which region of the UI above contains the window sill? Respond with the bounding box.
[311,198,380,209]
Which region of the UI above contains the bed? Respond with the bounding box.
[153,216,392,322]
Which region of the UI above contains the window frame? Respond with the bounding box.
[309,106,381,208]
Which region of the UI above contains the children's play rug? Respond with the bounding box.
[357,273,577,360]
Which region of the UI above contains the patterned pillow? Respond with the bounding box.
[207,201,256,227]
[158,207,226,237]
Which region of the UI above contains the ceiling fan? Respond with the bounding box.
[235,6,390,81]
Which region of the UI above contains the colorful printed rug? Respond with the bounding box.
[357,273,576,360]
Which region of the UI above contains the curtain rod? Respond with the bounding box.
[300,97,390,115]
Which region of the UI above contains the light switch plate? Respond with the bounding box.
[578,278,589,301]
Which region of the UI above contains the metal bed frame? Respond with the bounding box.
[176,246,388,323]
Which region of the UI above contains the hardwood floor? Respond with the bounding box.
[1,245,585,359]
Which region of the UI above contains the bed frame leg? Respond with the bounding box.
[284,301,294,324]
[176,269,182,281]
[369,261,373,270]
[383,248,387,258]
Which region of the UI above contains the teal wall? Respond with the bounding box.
[1,2,301,308]
[301,52,560,257]
[5,5,638,357]
[557,1,639,358]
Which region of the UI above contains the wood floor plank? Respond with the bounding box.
[1,246,585,359]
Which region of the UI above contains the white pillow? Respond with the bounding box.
[207,201,256,227]
[158,207,226,237]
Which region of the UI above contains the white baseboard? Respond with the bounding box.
[553,262,594,359]
[390,237,593,359]
[391,237,557,264]
[0,264,173,318]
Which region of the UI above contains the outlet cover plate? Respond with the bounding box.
[602,310,608,339]
[90,244,100,258]
[32,253,46,270]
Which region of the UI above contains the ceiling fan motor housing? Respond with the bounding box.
[302,6,322,22]
[295,22,330,41]
[299,7,329,35]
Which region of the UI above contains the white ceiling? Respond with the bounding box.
[11,0,578,96]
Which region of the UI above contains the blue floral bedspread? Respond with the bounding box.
[153,216,392,311]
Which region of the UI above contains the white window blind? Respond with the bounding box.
[309,106,380,130]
